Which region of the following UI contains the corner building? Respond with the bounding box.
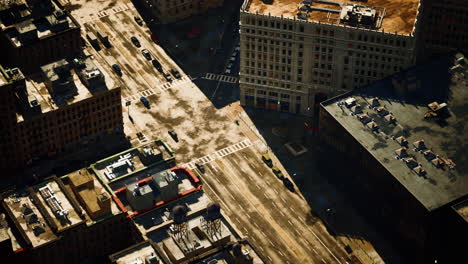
[239,0,421,116]
[0,64,123,169]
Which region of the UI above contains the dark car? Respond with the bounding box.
[282,177,295,192]
[262,154,273,167]
[163,72,173,82]
[152,59,163,72]
[140,96,150,108]
[134,16,143,26]
[141,49,152,60]
[170,69,181,79]
[195,163,205,174]
[168,130,178,142]
[130,36,141,47]
[111,64,122,76]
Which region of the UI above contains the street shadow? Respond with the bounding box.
[242,107,408,263]
[130,0,243,109]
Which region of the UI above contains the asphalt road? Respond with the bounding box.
[193,146,353,263]
[71,1,364,263]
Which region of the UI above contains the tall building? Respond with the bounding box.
[0,60,123,170]
[318,53,468,263]
[143,0,224,24]
[415,0,468,62]
[239,0,421,116]
[1,172,134,264]
[0,0,82,71]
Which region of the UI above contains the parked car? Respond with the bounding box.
[271,166,284,179]
[141,49,152,60]
[282,177,295,192]
[111,64,122,76]
[140,96,150,108]
[195,163,205,174]
[170,69,181,79]
[134,16,143,26]
[262,154,273,167]
[163,72,173,82]
[232,51,238,57]
[234,46,240,52]
[226,63,233,69]
[168,130,178,142]
[224,68,231,74]
[229,56,236,62]
[130,36,141,47]
[152,59,163,72]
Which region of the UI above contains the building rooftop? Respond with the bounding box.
[245,0,420,35]
[321,53,468,211]
[453,199,468,222]
[16,56,114,122]
[91,140,175,187]
[108,240,164,264]
[61,168,121,222]
[0,64,23,87]
[2,176,85,248]
[0,0,78,47]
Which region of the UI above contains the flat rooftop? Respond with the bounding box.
[245,0,420,35]
[61,168,121,223]
[0,64,23,87]
[322,53,468,211]
[109,240,164,264]
[16,57,114,122]
[91,140,175,188]
[453,199,468,222]
[0,0,78,47]
[2,177,84,248]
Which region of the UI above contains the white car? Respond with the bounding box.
[227,63,233,69]
[225,68,231,74]
[229,56,236,62]
[232,51,238,57]
[234,46,240,52]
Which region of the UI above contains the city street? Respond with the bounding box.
[64,0,382,263]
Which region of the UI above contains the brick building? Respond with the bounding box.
[0,62,123,170]
[239,0,421,116]
[0,0,82,71]
[143,0,224,24]
[1,171,136,264]
[318,53,468,263]
[415,0,468,62]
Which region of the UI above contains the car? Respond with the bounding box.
[232,51,238,57]
[140,96,150,108]
[163,72,173,82]
[141,49,152,60]
[168,130,178,142]
[282,177,295,192]
[111,64,122,76]
[226,63,233,69]
[229,56,236,62]
[151,59,163,72]
[195,163,205,174]
[262,154,273,167]
[170,69,181,79]
[130,36,141,47]
[134,16,143,26]
[271,166,284,179]
[234,46,240,52]
[224,68,231,74]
